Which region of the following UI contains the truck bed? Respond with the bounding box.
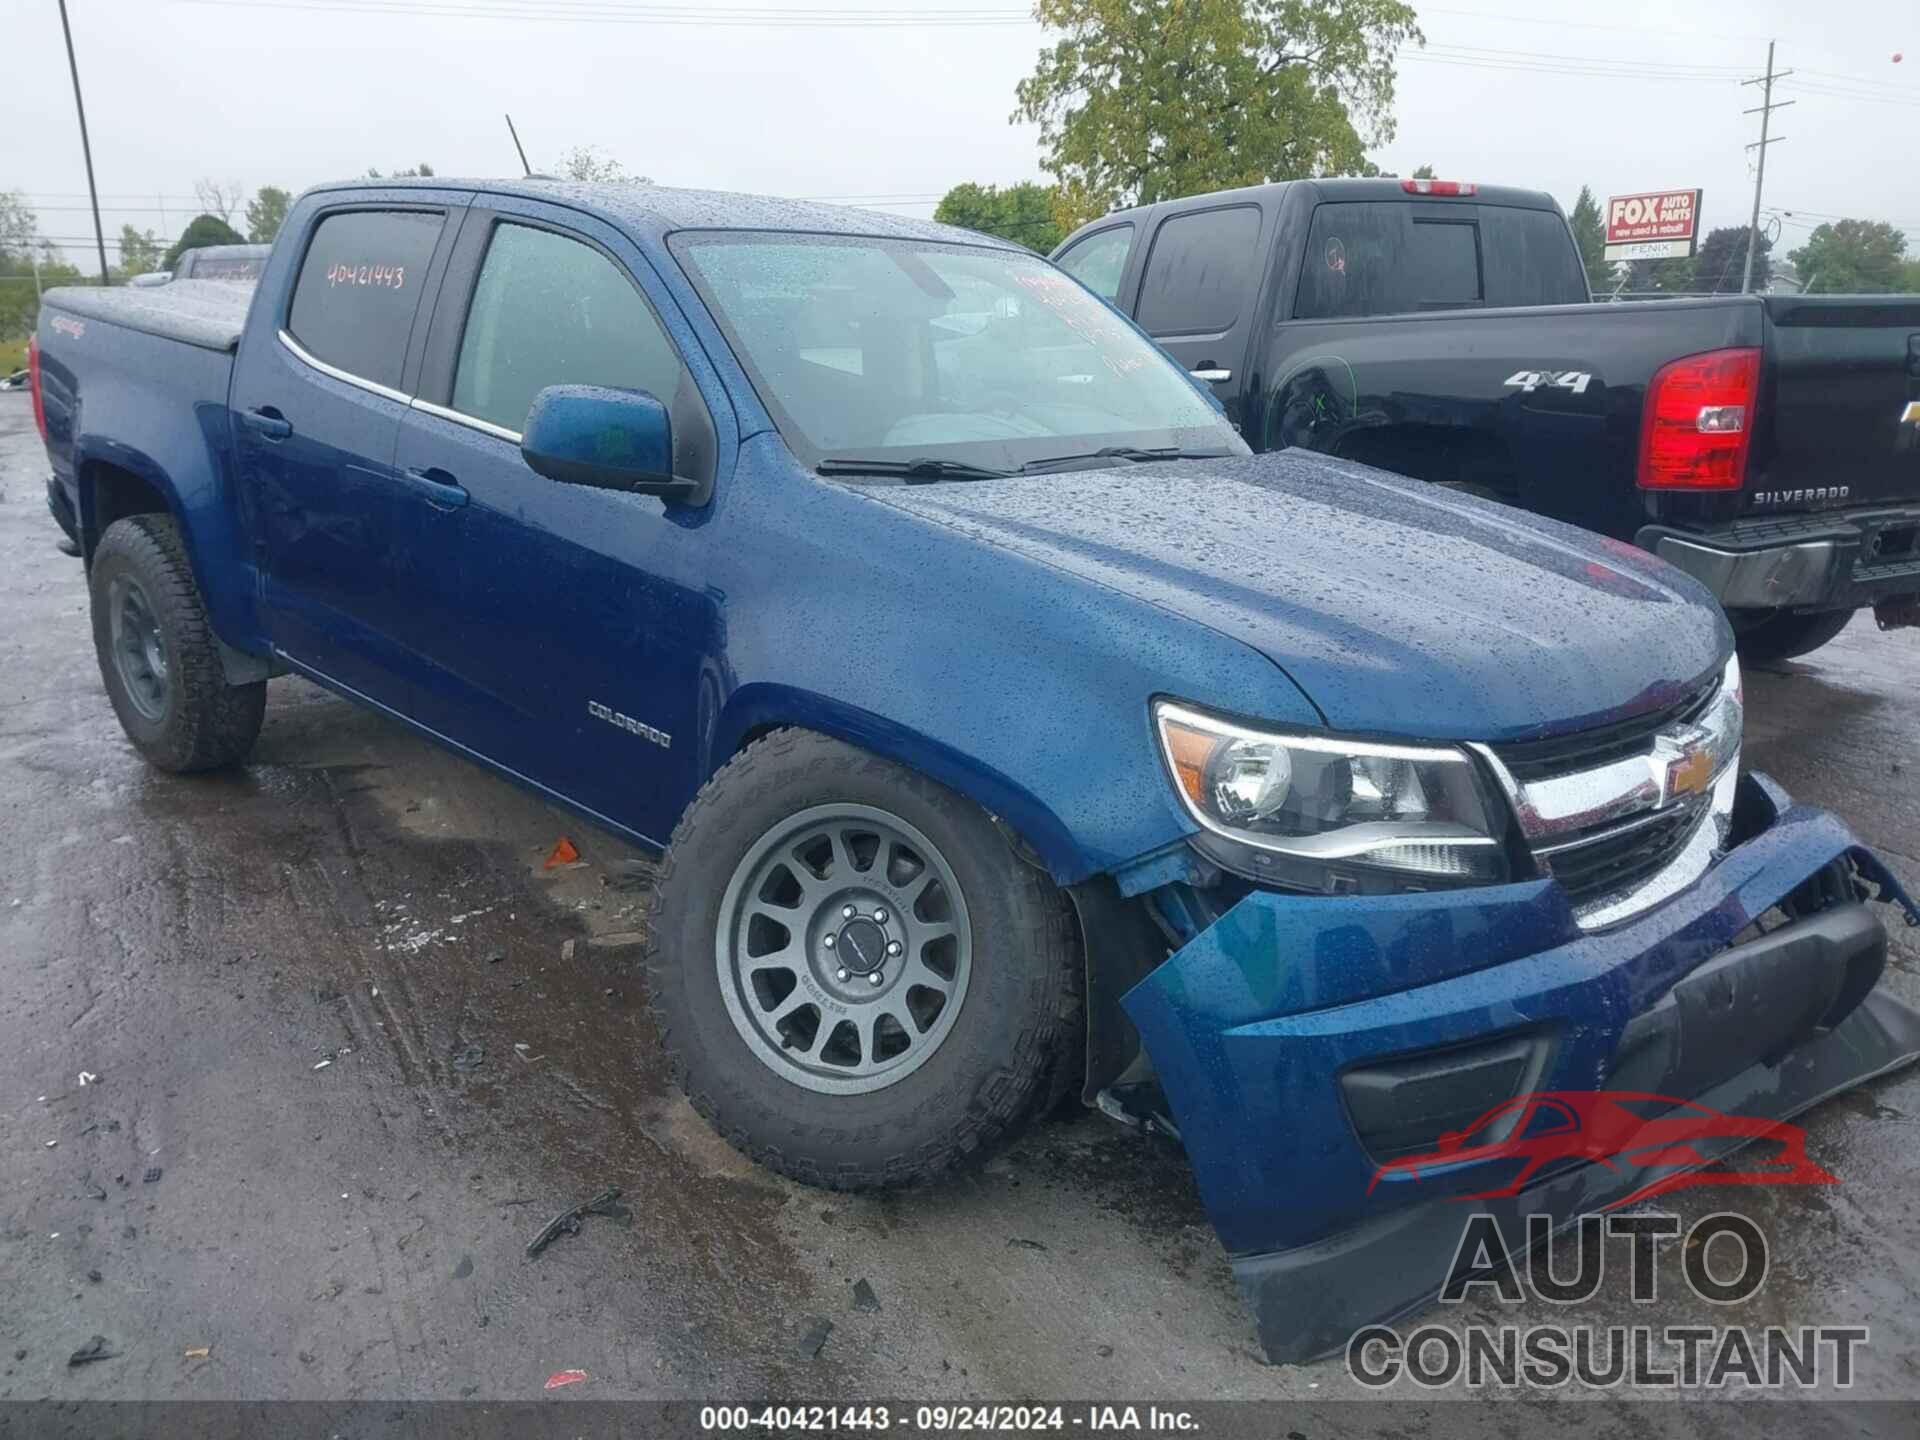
[42,280,254,354]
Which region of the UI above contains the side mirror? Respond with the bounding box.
[520,384,705,503]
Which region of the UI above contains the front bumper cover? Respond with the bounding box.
[1122,773,1920,1365]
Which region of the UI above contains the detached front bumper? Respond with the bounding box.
[1639,505,1920,613]
[1122,773,1920,1365]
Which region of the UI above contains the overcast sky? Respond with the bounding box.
[6,0,1916,267]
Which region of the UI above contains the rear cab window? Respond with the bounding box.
[1293,201,1586,320]
[286,209,446,389]
[1054,225,1133,301]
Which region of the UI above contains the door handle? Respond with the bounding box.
[1190,368,1232,383]
[404,466,469,510]
[239,406,292,440]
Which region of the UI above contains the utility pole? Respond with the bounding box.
[56,0,112,287]
[1741,41,1794,294]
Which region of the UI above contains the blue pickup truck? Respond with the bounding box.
[29,179,1920,1362]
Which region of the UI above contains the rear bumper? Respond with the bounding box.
[1122,773,1920,1364]
[1638,504,1920,612]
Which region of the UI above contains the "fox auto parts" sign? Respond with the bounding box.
[1604,189,1702,261]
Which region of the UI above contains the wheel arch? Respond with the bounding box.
[76,451,181,566]
[712,683,1094,888]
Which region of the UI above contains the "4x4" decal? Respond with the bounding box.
[1504,369,1593,395]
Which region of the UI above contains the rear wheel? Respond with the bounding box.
[644,730,1081,1188]
[89,515,266,772]
[1731,607,1855,665]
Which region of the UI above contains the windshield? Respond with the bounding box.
[670,231,1245,474]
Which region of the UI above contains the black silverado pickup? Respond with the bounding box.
[1054,177,1920,662]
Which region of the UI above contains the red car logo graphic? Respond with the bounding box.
[1367,1090,1837,1210]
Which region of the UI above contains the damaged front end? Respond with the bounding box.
[1086,666,1920,1366]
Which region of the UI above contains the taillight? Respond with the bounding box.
[27,333,49,445]
[1637,347,1760,490]
[1401,178,1477,196]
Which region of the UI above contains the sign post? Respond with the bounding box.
[1603,189,1703,264]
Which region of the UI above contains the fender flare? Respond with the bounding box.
[712,682,1093,886]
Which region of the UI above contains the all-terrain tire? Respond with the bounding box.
[1732,607,1855,666]
[643,729,1082,1189]
[89,515,266,772]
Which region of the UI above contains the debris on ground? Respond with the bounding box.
[81,1177,107,1202]
[44,1140,57,1149]
[584,930,647,953]
[851,1278,881,1313]
[514,1043,545,1063]
[453,1254,473,1279]
[67,1335,117,1367]
[525,1186,624,1258]
[544,1368,589,1391]
[1007,1237,1048,1252]
[184,1346,210,1360]
[78,1071,98,1086]
[543,837,581,869]
[797,1319,833,1359]
[560,939,577,963]
[603,858,653,891]
[451,1043,485,1072]
[87,1269,101,1283]
[487,952,504,965]
[143,1167,162,1185]
[312,1057,333,1071]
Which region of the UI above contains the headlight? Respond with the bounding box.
[1153,700,1509,889]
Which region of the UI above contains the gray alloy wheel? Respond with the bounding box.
[715,803,973,1096]
[107,575,172,722]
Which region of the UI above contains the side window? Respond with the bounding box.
[287,210,445,389]
[1134,205,1262,336]
[452,222,689,436]
[1054,225,1133,302]
[1294,202,1487,320]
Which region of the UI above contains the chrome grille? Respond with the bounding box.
[1473,658,1744,931]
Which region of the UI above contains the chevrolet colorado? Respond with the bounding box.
[1054,177,1920,662]
[31,179,1920,1362]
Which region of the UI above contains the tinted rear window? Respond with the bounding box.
[1294,201,1585,318]
[287,210,444,389]
[1135,205,1262,335]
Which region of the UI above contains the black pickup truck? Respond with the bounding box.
[1053,178,1920,662]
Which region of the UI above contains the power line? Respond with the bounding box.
[172,0,1038,27]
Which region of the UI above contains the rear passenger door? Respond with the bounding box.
[235,200,464,710]
[387,201,721,838]
[1129,204,1267,430]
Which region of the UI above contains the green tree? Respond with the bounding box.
[1568,186,1607,294]
[245,186,292,244]
[1623,254,1697,295]
[1691,225,1770,294]
[557,145,651,184]
[115,225,164,278]
[1789,219,1908,293]
[163,214,246,270]
[1014,0,1422,228]
[1901,257,1920,294]
[933,181,1066,252]
[366,163,435,179]
[1410,163,1434,179]
[1,194,83,353]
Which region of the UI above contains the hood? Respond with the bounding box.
[863,452,1729,742]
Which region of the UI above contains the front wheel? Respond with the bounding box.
[1731,607,1855,665]
[643,730,1081,1189]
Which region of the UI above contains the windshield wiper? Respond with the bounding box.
[816,456,1015,483]
[1017,446,1235,474]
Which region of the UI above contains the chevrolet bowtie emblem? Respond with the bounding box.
[1655,725,1718,802]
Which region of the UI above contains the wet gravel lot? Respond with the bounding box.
[2,390,1918,1415]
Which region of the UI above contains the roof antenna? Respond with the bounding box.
[504,113,532,178]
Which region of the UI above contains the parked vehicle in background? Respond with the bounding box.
[1054,178,1920,662]
[128,243,273,288]
[29,178,1920,1363]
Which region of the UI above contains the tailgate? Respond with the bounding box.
[1761,295,1920,508]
